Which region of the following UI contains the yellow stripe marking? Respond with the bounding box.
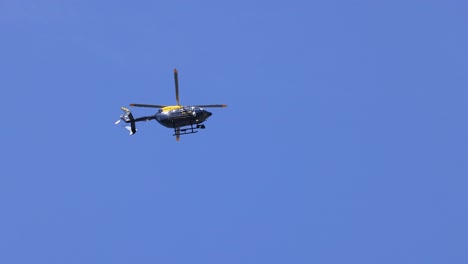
[161,105,183,112]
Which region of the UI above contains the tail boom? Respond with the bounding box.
[115,107,157,135]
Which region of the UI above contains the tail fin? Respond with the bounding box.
[116,107,137,135]
[125,125,137,135]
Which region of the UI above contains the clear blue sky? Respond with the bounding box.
[1,1,467,263]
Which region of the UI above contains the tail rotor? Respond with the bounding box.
[115,107,137,135]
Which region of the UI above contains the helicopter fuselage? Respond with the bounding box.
[155,106,212,128]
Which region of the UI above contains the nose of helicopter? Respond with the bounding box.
[206,111,212,117]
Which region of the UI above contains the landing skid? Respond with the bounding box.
[173,124,206,137]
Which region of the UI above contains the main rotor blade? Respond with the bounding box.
[193,104,227,108]
[130,103,166,108]
[174,69,180,106]
[175,127,180,141]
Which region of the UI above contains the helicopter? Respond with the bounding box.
[115,69,227,141]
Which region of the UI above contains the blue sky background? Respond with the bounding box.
[1,1,467,263]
